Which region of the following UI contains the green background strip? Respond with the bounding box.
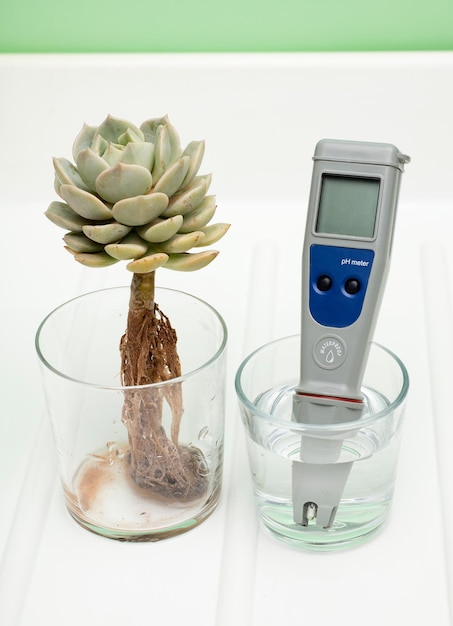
[1,0,453,53]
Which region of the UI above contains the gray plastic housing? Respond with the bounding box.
[297,139,410,400]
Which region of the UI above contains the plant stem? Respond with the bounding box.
[129,270,155,313]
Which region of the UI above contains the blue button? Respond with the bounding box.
[344,278,361,295]
[317,275,333,292]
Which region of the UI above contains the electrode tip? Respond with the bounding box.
[302,502,318,526]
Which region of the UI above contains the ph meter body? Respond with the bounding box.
[292,139,410,528]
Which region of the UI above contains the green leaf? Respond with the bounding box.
[102,143,125,167]
[180,140,205,189]
[162,174,212,217]
[195,223,230,246]
[137,215,183,243]
[120,142,154,170]
[164,250,219,271]
[104,232,149,260]
[45,201,88,232]
[178,195,216,233]
[53,157,91,192]
[118,126,145,145]
[95,162,153,203]
[76,148,109,190]
[72,123,97,162]
[72,250,119,268]
[63,232,104,253]
[139,117,162,143]
[126,252,169,273]
[156,231,204,253]
[59,184,112,220]
[151,124,171,183]
[153,157,189,196]
[91,133,108,156]
[95,114,142,145]
[162,117,182,163]
[83,222,132,244]
[140,115,181,162]
[112,192,168,226]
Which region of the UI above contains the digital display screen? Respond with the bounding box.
[316,175,380,238]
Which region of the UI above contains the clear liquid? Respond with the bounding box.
[247,384,402,551]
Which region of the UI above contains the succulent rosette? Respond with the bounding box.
[45,115,229,273]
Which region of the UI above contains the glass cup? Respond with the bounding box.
[36,287,227,541]
[235,335,409,551]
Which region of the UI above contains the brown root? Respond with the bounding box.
[120,273,208,501]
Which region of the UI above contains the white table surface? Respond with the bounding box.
[1,52,452,625]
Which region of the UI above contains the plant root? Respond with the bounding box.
[120,282,208,501]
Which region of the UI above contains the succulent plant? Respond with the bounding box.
[45,114,229,506]
[45,114,229,273]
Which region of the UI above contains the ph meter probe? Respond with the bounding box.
[292,139,410,529]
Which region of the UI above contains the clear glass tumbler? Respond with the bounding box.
[36,287,227,541]
[235,335,409,551]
